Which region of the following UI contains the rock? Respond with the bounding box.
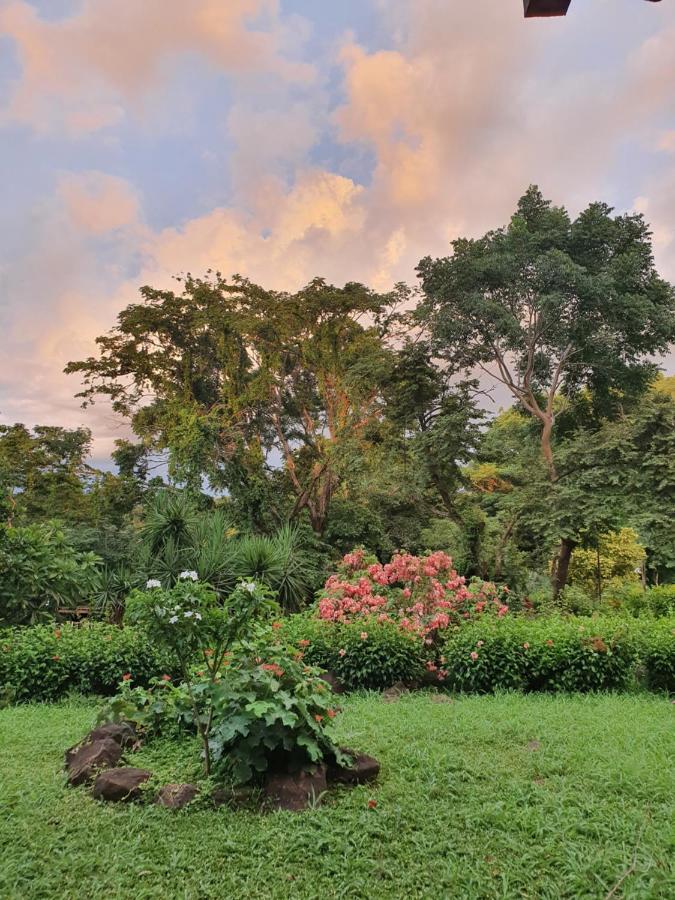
[67,738,122,787]
[156,783,199,810]
[382,681,409,702]
[264,765,327,811]
[87,722,137,750]
[320,671,345,694]
[65,722,137,768]
[327,750,380,786]
[92,767,152,802]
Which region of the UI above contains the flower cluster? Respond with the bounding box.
[317,550,509,640]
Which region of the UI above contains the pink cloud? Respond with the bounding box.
[2,0,674,452]
[0,0,313,134]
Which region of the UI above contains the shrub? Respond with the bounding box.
[646,585,675,618]
[441,618,640,693]
[108,573,348,781]
[602,583,675,618]
[0,523,100,625]
[316,549,509,638]
[284,614,427,690]
[640,618,675,692]
[0,623,175,703]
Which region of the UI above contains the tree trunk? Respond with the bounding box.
[540,413,557,481]
[552,537,575,598]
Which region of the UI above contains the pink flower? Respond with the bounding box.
[360,632,368,640]
[470,651,479,661]
[338,648,346,657]
[476,640,484,648]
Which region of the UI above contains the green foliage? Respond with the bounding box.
[568,528,645,598]
[117,574,349,780]
[0,423,92,525]
[419,186,674,433]
[0,523,100,625]
[134,491,318,611]
[441,617,640,693]
[639,617,675,692]
[207,648,348,784]
[66,274,406,534]
[417,518,470,573]
[604,583,675,619]
[0,623,175,704]
[283,614,427,690]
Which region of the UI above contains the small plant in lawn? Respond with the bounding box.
[107,573,350,784]
[122,573,275,775]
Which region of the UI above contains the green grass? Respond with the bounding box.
[1,693,673,899]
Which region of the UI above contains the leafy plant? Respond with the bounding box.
[207,646,348,783]
[0,623,175,703]
[124,574,275,774]
[0,523,100,625]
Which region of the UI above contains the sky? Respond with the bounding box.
[1,0,674,468]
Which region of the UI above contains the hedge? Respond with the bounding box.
[283,614,675,694]
[440,617,640,693]
[0,623,177,704]
[283,614,428,690]
[2,615,673,703]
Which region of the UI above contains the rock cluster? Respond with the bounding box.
[65,724,380,813]
[64,721,198,809]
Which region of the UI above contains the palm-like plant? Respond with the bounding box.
[135,492,318,612]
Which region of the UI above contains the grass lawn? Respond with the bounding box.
[0,693,673,900]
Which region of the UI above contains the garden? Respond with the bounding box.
[1,189,675,898]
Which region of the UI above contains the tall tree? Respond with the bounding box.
[0,424,93,525]
[418,186,675,592]
[381,339,484,525]
[66,274,400,535]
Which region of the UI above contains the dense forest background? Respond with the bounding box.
[2,189,674,625]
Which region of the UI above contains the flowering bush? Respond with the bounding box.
[99,632,348,784]
[316,549,509,639]
[103,573,350,782]
[123,574,277,774]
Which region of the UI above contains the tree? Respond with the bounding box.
[66,274,401,535]
[380,339,484,525]
[418,186,675,591]
[0,424,93,525]
[418,186,674,478]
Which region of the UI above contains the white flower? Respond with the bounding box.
[179,570,199,582]
[194,612,202,621]
[184,610,194,618]
[244,582,257,594]
[168,615,178,624]
[146,579,162,589]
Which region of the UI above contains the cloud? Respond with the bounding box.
[1,0,674,458]
[0,0,313,134]
[57,171,141,234]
